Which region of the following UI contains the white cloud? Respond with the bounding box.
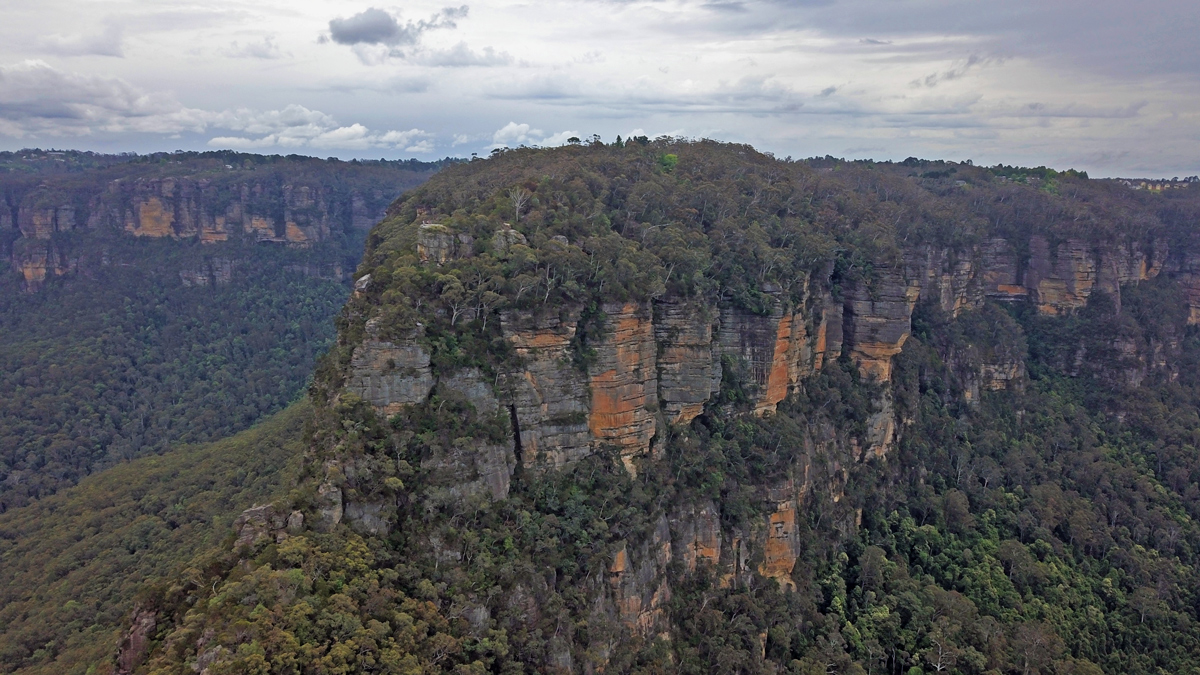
[223,36,285,60]
[419,43,513,67]
[207,109,433,152]
[0,60,436,153]
[492,121,542,145]
[490,122,581,149]
[540,130,580,146]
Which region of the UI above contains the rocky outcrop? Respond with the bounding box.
[418,222,474,264]
[715,304,813,415]
[491,223,527,256]
[346,325,435,416]
[2,159,426,290]
[842,270,920,381]
[981,236,1166,315]
[233,504,289,549]
[11,240,74,288]
[346,226,1192,479]
[180,258,236,287]
[115,605,157,675]
[905,247,980,316]
[608,518,673,635]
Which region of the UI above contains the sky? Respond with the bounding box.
[0,0,1197,176]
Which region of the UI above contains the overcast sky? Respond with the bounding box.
[0,0,1196,176]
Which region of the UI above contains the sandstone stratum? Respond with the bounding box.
[0,150,443,289]
[128,142,1200,675]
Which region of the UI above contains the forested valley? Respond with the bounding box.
[0,150,447,509]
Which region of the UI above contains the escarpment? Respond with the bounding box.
[1,152,441,290]
[130,144,1200,675]
[340,222,1199,495]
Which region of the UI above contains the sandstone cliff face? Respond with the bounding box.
[5,170,403,289]
[980,236,1167,314]
[499,308,594,469]
[347,225,1191,497]
[587,302,659,461]
[346,324,435,417]
[654,299,721,424]
[842,270,921,382]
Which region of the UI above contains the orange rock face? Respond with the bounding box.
[246,215,275,239]
[127,198,175,237]
[760,317,796,414]
[285,222,308,243]
[842,270,920,381]
[758,505,798,589]
[607,518,673,636]
[588,303,659,456]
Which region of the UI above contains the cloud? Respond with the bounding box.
[208,105,433,152]
[493,121,542,145]
[329,8,408,46]
[419,43,513,67]
[326,6,470,62]
[491,122,578,148]
[911,54,998,88]
[0,60,207,137]
[223,37,284,60]
[540,130,581,146]
[38,24,124,58]
[0,61,435,153]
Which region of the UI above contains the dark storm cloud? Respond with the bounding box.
[329,8,405,45]
[327,6,468,47]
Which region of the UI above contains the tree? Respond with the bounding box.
[508,187,531,224]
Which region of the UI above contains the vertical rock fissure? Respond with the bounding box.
[508,403,524,469]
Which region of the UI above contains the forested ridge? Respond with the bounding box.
[124,140,1200,675]
[10,140,1200,675]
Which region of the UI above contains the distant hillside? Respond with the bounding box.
[0,151,448,509]
[0,402,308,675]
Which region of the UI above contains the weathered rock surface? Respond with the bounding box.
[499,309,593,469]
[346,331,435,416]
[115,604,157,674]
[588,302,659,458]
[233,504,288,549]
[655,299,720,424]
[842,270,920,381]
[418,222,473,264]
[345,227,1192,477]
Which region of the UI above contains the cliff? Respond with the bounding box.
[1,151,446,290]
[130,142,1200,675]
